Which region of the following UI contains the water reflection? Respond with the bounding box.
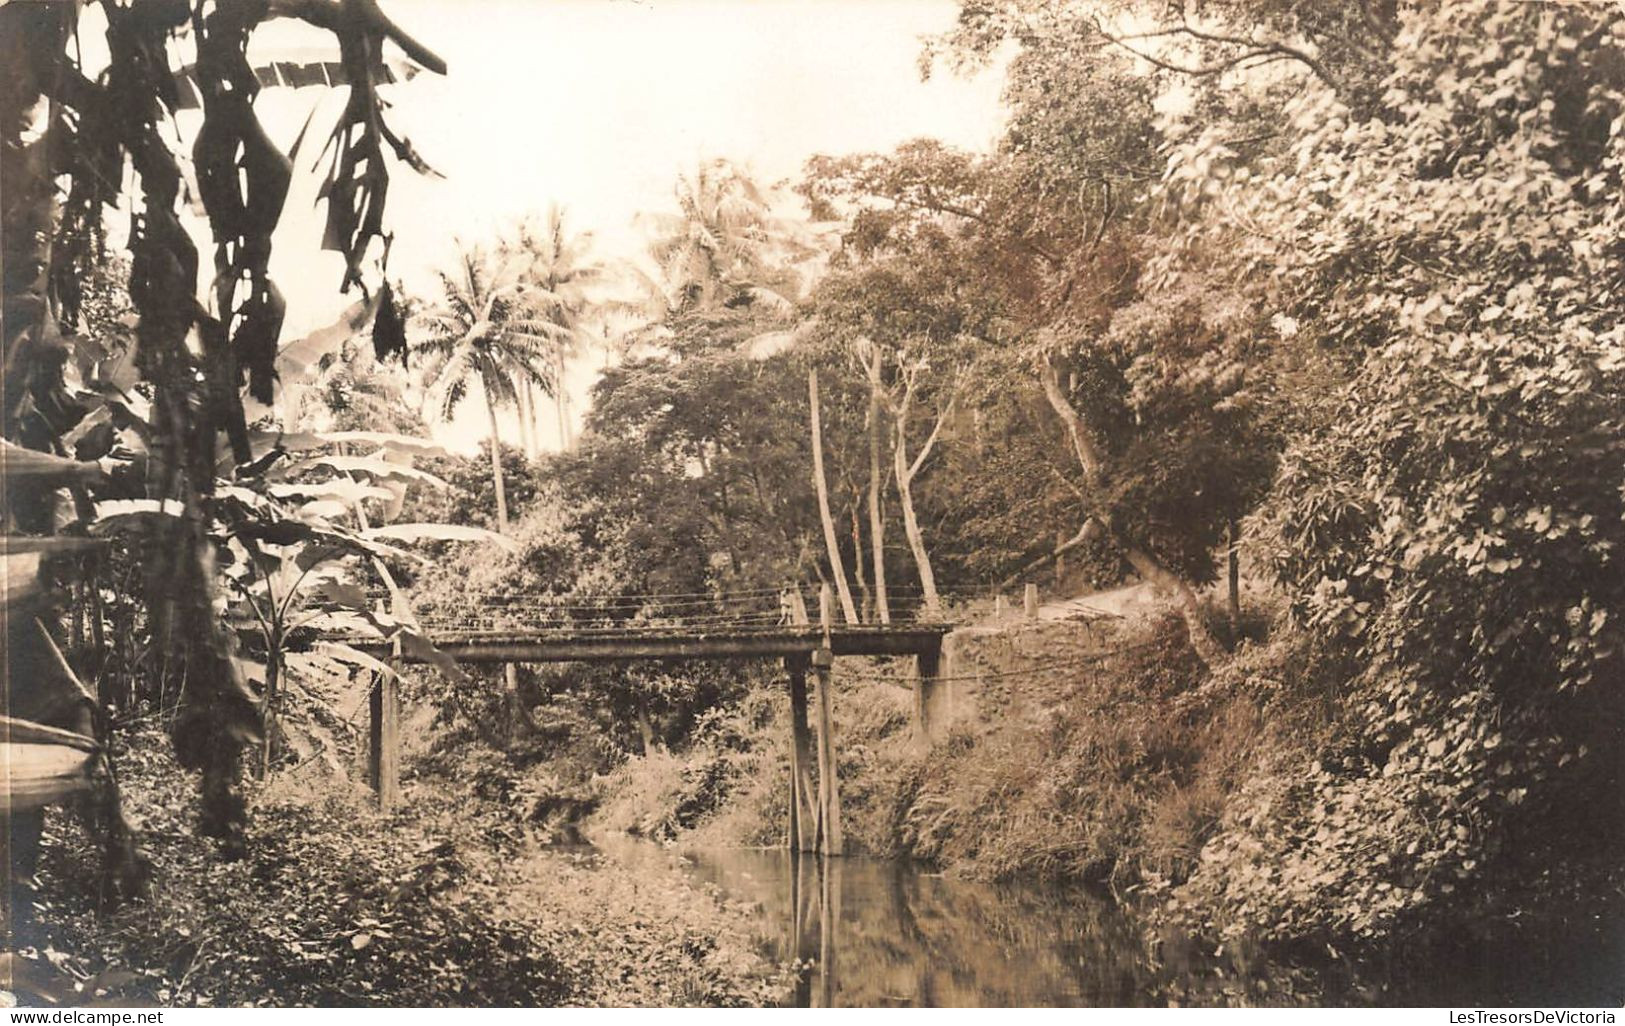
[679,847,1171,1007]
[585,840,1622,1006]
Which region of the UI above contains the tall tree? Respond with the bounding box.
[502,206,613,452]
[865,346,891,623]
[642,158,820,314]
[412,244,569,731]
[855,338,962,618]
[412,244,565,532]
[808,367,859,623]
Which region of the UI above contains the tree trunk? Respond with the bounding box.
[1123,546,1223,668]
[893,445,942,618]
[515,378,537,459]
[849,501,871,623]
[808,368,859,624]
[555,349,573,449]
[866,352,891,624]
[482,381,509,533]
[259,637,281,778]
[479,380,528,729]
[1039,356,1104,483]
[1040,356,1224,666]
[999,519,1103,591]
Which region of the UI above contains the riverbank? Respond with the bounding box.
[586,608,1624,1006]
[592,612,1261,886]
[15,725,789,1007]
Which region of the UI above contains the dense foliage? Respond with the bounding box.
[7,0,1624,1007]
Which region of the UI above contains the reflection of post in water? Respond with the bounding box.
[789,851,815,1007]
[786,852,843,1007]
[809,852,845,1008]
[818,854,843,1007]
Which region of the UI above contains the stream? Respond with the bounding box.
[583,838,1623,1007]
[675,847,1178,1007]
[588,837,1281,1007]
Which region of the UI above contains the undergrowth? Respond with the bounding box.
[590,614,1313,891]
[19,724,789,1008]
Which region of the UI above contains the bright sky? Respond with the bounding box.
[159,1,1008,452]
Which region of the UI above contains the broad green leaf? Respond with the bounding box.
[312,642,397,680]
[284,455,450,491]
[274,295,382,381]
[259,430,452,459]
[362,522,519,552]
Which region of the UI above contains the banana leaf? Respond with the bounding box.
[0,716,97,815]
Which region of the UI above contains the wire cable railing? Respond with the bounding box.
[334,580,1116,643]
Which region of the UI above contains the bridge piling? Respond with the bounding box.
[368,635,402,809]
[811,645,843,854]
[914,642,941,750]
[786,654,817,852]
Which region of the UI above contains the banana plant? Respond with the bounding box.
[1,0,446,853]
[89,430,511,778]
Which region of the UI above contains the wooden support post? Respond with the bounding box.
[1024,582,1039,620]
[786,654,817,852]
[368,668,400,809]
[914,642,941,749]
[810,645,842,854]
[994,593,1007,619]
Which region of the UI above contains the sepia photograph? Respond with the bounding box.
[0,0,1621,1010]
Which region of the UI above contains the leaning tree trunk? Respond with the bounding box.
[1123,547,1224,667]
[893,442,942,619]
[808,368,858,624]
[1038,354,1223,666]
[866,351,891,624]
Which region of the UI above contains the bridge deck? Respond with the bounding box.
[349,624,948,663]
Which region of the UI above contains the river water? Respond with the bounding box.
[662,846,1624,1007]
[662,846,1264,1007]
[579,837,1621,1006]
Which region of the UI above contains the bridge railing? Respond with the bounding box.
[360,583,1108,640]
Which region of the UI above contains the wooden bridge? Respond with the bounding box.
[345,585,954,856]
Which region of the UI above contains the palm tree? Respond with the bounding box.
[641,159,820,315]
[412,244,562,531]
[501,207,611,451]
[411,244,564,733]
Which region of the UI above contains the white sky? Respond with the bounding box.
[135,1,1008,452]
